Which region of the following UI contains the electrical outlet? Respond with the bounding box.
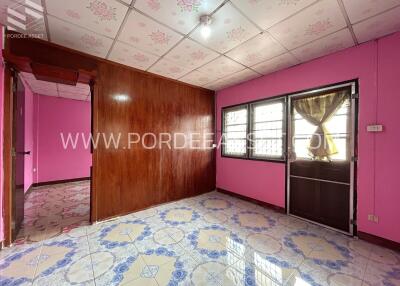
[367,125,383,132]
[368,214,379,223]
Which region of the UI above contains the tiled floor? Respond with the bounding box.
[1,191,399,286]
[15,181,90,245]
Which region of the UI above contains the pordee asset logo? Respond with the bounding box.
[5,0,45,39]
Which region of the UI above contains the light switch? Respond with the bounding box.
[367,125,383,132]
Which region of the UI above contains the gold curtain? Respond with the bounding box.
[293,90,349,160]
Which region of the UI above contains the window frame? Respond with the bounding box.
[221,104,249,159]
[221,96,287,163]
[249,97,287,161]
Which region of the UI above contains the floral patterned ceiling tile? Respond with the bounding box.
[197,56,245,80]
[179,70,215,87]
[231,0,317,30]
[190,2,260,53]
[268,0,346,50]
[353,6,400,43]
[45,0,128,38]
[134,0,224,34]
[148,58,192,79]
[226,32,287,67]
[164,38,219,69]
[252,52,299,75]
[47,15,114,58]
[118,10,183,56]
[292,28,354,62]
[342,0,400,24]
[108,41,160,70]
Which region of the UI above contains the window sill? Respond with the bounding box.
[221,155,286,164]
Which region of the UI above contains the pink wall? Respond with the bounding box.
[216,32,400,243]
[34,95,91,183]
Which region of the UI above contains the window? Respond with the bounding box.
[222,105,248,157]
[221,97,286,161]
[249,99,286,160]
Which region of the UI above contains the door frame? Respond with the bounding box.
[2,63,97,247]
[286,80,358,236]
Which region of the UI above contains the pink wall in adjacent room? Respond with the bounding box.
[23,81,34,193]
[34,95,91,183]
[216,31,400,243]
[0,26,4,241]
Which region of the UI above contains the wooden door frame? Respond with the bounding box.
[2,60,98,247]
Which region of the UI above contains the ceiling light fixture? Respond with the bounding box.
[200,15,212,39]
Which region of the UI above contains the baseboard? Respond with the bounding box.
[216,188,286,214]
[358,231,400,252]
[24,186,34,198]
[32,177,91,187]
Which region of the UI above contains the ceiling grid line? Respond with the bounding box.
[105,8,133,59]
[336,0,358,45]
[5,0,400,91]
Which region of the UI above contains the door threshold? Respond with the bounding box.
[288,214,353,236]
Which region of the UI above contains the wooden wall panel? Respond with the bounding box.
[5,35,216,223]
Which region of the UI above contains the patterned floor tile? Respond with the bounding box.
[2,190,400,286]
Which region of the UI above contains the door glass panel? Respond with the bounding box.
[293,98,350,161]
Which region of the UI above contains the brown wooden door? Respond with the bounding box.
[288,84,356,234]
[12,74,26,240]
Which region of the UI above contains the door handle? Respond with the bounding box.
[17,151,31,155]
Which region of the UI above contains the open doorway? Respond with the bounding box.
[11,71,92,244]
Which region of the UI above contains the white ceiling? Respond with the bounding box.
[20,72,91,101]
[2,0,400,91]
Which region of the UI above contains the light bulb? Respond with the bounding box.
[201,25,211,39]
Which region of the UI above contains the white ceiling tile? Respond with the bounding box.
[29,81,58,91]
[197,56,245,80]
[164,38,219,69]
[179,70,215,87]
[59,91,89,101]
[120,0,132,5]
[134,0,224,34]
[118,10,183,56]
[203,79,228,91]
[148,58,192,79]
[292,29,354,62]
[342,0,400,24]
[108,41,159,70]
[226,33,287,66]
[45,0,128,38]
[231,0,317,30]
[190,2,260,53]
[269,0,347,50]
[353,6,400,43]
[48,16,114,58]
[252,53,299,75]
[216,68,260,88]
[33,88,58,96]
[58,85,90,96]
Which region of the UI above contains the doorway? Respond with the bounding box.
[10,71,93,244]
[287,81,357,235]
